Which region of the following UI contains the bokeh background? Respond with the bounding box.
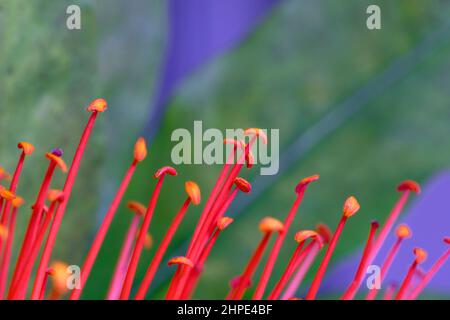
[1,0,450,299]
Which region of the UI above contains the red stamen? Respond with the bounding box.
[174,177,250,297]
[395,247,427,300]
[306,196,360,300]
[183,140,243,271]
[8,192,62,297]
[70,137,147,300]
[192,174,249,262]
[39,268,54,300]
[341,220,379,300]
[382,283,397,300]
[268,230,321,300]
[134,181,201,300]
[192,139,252,253]
[316,223,332,244]
[281,232,325,300]
[230,217,284,300]
[366,224,411,300]
[0,197,23,298]
[119,166,177,300]
[253,175,319,300]
[201,178,251,251]
[30,99,107,300]
[408,238,450,300]
[176,217,233,299]
[9,154,66,299]
[226,276,248,299]
[0,142,33,227]
[165,256,194,300]
[107,201,146,300]
[244,128,268,145]
[185,139,239,257]
[368,180,420,267]
[11,195,61,298]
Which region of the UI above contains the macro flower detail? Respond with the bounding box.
[0,101,448,302]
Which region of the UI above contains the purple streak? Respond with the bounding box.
[320,171,450,297]
[143,0,281,140]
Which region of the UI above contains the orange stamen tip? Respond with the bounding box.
[0,225,8,240]
[47,189,65,203]
[217,217,234,230]
[0,188,16,201]
[126,200,147,216]
[316,223,332,244]
[45,153,68,172]
[244,128,268,144]
[259,217,284,233]
[413,248,427,264]
[397,180,421,194]
[295,174,320,193]
[154,166,177,179]
[185,181,201,205]
[49,261,70,293]
[288,297,303,300]
[294,230,319,244]
[12,196,25,208]
[234,177,252,193]
[87,98,108,113]
[396,224,412,239]
[144,233,153,250]
[342,196,360,218]
[133,137,148,162]
[168,256,193,268]
[18,141,35,155]
[443,237,450,244]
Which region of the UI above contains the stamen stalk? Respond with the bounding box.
[70,158,140,300]
[31,103,106,300]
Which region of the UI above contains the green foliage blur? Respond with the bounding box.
[1,0,450,299]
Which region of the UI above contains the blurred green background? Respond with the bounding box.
[1,0,450,299]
